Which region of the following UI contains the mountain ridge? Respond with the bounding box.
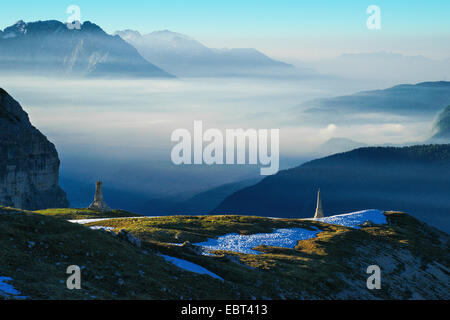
[115,29,295,77]
[0,20,174,78]
[304,51,450,83]
[299,81,450,117]
[213,144,450,232]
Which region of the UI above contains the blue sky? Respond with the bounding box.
[1,0,449,61]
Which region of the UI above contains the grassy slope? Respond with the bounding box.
[34,208,140,220]
[84,212,449,299]
[0,207,236,300]
[2,207,449,299]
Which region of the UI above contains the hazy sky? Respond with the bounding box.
[1,0,450,61]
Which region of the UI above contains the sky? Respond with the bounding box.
[1,0,450,61]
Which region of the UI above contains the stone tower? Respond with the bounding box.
[88,181,111,211]
[314,188,324,219]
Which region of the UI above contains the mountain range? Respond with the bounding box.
[0,20,173,78]
[0,20,298,78]
[299,81,450,117]
[213,144,450,232]
[304,52,450,83]
[115,29,296,77]
[315,137,369,157]
[4,21,448,81]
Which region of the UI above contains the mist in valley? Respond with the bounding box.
[0,73,443,214]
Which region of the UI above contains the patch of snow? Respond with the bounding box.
[195,228,320,255]
[89,226,115,231]
[69,218,114,224]
[314,210,387,229]
[0,276,26,299]
[194,210,386,255]
[160,255,224,281]
[68,216,155,224]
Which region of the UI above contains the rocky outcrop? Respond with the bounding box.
[430,105,450,143]
[0,88,69,210]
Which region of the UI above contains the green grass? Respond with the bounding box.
[84,211,450,300]
[0,207,236,300]
[83,215,322,244]
[35,208,141,220]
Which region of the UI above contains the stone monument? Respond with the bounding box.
[314,188,324,219]
[88,181,110,211]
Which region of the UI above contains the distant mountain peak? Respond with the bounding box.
[3,19,28,38]
[416,81,450,88]
[115,28,294,76]
[152,29,175,34]
[144,29,203,46]
[117,29,141,36]
[80,21,106,34]
[339,51,428,60]
[2,20,108,38]
[12,20,26,28]
[300,80,450,116]
[0,20,174,78]
[316,137,368,157]
[116,29,195,42]
[148,29,194,40]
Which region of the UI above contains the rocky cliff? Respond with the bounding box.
[431,105,450,142]
[0,88,68,210]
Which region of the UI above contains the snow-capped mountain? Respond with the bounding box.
[115,29,294,77]
[0,20,173,78]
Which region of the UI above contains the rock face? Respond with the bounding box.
[0,88,69,210]
[430,105,450,142]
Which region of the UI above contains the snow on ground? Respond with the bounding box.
[69,216,154,224]
[72,210,386,256]
[88,226,116,231]
[195,228,320,255]
[69,218,113,224]
[160,255,224,281]
[0,276,26,299]
[315,210,387,229]
[194,210,387,255]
